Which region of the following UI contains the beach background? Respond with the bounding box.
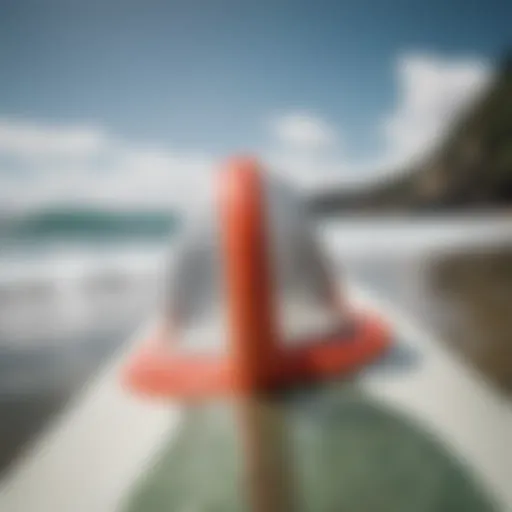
[0,211,510,477]
[0,0,511,490]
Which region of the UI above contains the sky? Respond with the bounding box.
[0,0,511,210]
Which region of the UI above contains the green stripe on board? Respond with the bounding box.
[122,383,496,512]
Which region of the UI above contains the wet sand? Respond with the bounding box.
[431,248,512,394]
[343,246,512,396]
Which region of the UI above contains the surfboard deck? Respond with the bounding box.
[0,284,510,512]
[121,384,496,512]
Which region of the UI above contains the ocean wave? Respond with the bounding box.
[0,208,178,241]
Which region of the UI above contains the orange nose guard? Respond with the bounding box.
[122,157,391,400]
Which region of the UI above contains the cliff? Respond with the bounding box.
[311,55,512,214]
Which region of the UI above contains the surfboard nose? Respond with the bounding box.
[122,156,390,400]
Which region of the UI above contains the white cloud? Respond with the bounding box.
[0,122,215,210]
[0,53,494,209]
[269,113,338,150]
[265,113,348,190]
[381,53,492,168]
[0,119,107,159]
[266,54,491,192]
[95,148,213,208]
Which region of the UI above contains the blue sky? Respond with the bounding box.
[0,0,510,208]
